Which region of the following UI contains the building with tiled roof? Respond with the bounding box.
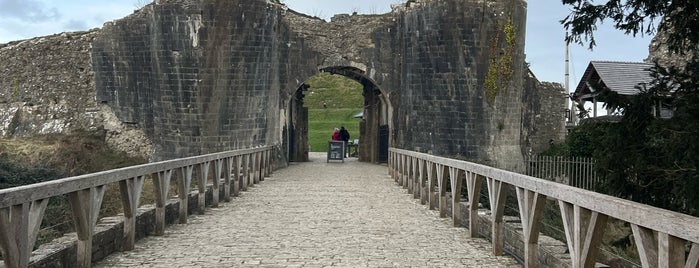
[571,61,672,120]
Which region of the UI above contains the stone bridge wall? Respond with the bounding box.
[0,0,563,169]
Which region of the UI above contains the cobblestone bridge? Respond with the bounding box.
[2,147,698,267]
[94,152,520,267]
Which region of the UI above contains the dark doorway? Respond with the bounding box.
[288,84,309,162]
[378,125,389,163]
[288,122,294,160]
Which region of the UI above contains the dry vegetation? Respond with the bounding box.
[0,128,149,247]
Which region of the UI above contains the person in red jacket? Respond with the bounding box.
[331,128,341,141]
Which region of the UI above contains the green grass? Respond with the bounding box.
[304,73,364,152]
[308,109,362,152]
[304,73,363,109]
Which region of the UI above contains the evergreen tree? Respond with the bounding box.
[561,0,699,215]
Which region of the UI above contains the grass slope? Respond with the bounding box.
[308,109,361,152]
[304,73,363,152]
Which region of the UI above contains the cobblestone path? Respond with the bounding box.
[95,153,520,267]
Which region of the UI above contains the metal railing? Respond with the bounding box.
[525,155,598,191]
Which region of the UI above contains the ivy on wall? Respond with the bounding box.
[485,16,518,105]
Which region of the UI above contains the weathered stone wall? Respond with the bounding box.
[0,31,153,159]
[521,71,567,155]
[647,18,699,71]
[92,0,290,161]
[91,0,394,162]
[0,0,563,170]
[0,31,98,136]
[389,0,528,171]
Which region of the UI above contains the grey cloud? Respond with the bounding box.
[0,0,60,22]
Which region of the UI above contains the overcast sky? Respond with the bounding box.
[0,0,654,90]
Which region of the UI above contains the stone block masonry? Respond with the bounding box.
[93,0,287,161]
[1,0,565,170]
[521,73,567,155]
[0,31,153,159]
[0,31,98,137]
[390,0,529,171]
[91,0,541,167]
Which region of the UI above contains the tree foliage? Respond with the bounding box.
[561,0,699,216]
[561,0,699,53]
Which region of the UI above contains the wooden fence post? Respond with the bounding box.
[232,156,240,197]
[153,170,172,235]
[0,200,48,268]
[178,165,194,223]
[449,167,464,227]
[413,157,420,199]
[69,186,106,268]
[486,177,508,255]
[418,159,427,205]
[427,162,437,210]
[466,172,483,238]
[516,187,546,268]
[436,164,448,218]
[197,162,210,213]
[119,176,145,250]
[559,201,608,268]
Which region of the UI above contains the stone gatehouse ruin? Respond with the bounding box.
[0,0,566,171]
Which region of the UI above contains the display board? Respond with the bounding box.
[327,141,345,163]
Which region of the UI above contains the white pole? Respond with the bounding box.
[565,33,576,125]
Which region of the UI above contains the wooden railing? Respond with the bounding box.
[0,146,276,268]
[525,155,598,191]
[389,148,699,268]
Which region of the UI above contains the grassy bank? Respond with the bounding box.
[308,108,361,152]
[304,73,364,152]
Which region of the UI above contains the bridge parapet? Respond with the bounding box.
[389,148,699,268]
[0,146,276,268]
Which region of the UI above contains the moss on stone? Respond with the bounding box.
[484,15,518,106]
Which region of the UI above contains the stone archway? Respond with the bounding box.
[286,66,391,163]
[321,66,391,163]
[0,0,571,172]
[87,0,544,171]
